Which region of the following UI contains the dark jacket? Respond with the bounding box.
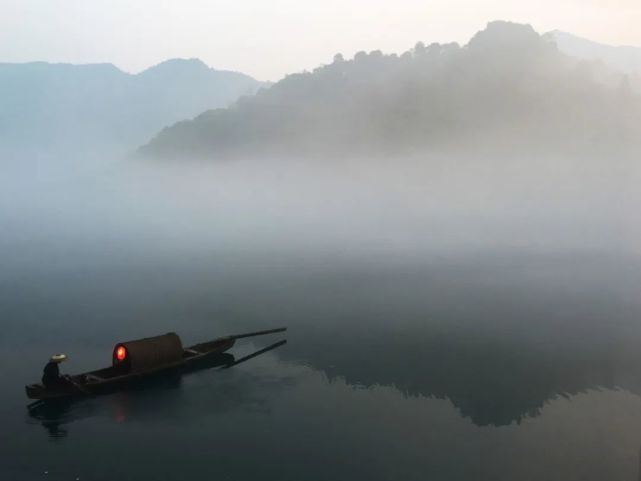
[42,361,61,387]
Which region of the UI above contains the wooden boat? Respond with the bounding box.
[25,328,286,400]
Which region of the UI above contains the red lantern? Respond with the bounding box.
[116,346,127,361]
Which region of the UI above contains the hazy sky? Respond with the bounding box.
[1,0,640,80]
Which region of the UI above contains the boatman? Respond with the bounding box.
[42,354,68,388]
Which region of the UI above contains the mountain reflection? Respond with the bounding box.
[281,324,641,426]
[260,254,641,427]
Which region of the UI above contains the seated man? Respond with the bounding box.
[42,354,68,388]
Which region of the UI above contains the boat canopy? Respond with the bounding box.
[112,333,183,372]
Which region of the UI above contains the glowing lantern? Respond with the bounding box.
[116,346,127,362]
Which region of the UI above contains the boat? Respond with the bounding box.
[25,327,287,400]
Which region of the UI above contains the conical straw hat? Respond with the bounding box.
[50,353,67,362]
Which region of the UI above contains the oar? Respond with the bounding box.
[224,339,287,369]
[229,327,287,340]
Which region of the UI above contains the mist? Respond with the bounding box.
[3,147,640,325]
[3,154,636,260]
[4,19,641,481]
[3,22,641,356]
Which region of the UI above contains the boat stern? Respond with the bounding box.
[25,383,44,399]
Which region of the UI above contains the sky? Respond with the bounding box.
[1,0,640,81]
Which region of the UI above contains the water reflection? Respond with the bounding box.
[205,253,636,427]
[5,250,641,480]
[282,324,641,426]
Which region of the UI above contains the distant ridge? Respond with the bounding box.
[0,58,265,156]
[547,30,641,74]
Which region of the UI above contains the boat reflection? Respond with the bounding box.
[27,340,286,438]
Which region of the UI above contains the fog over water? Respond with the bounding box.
[3,145,641,480]
[4,150,640,265]
[4,22,641,481]
[3,147,641,356]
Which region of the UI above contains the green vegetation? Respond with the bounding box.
[142,22,641,160]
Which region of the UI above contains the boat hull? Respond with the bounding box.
[26,337,236,400]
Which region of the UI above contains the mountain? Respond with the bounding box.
[0,59,263,156]
[548,30,641,75]
[141,21,641,161]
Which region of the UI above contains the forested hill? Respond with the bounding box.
[0,58,262,155]
[141,22,641,161]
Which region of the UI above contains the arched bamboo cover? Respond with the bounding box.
[112,333,183,372]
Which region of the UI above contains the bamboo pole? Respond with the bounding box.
[229,327,287,340]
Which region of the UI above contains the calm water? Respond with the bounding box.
[3,161,641,480]
[2,249,641,481]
